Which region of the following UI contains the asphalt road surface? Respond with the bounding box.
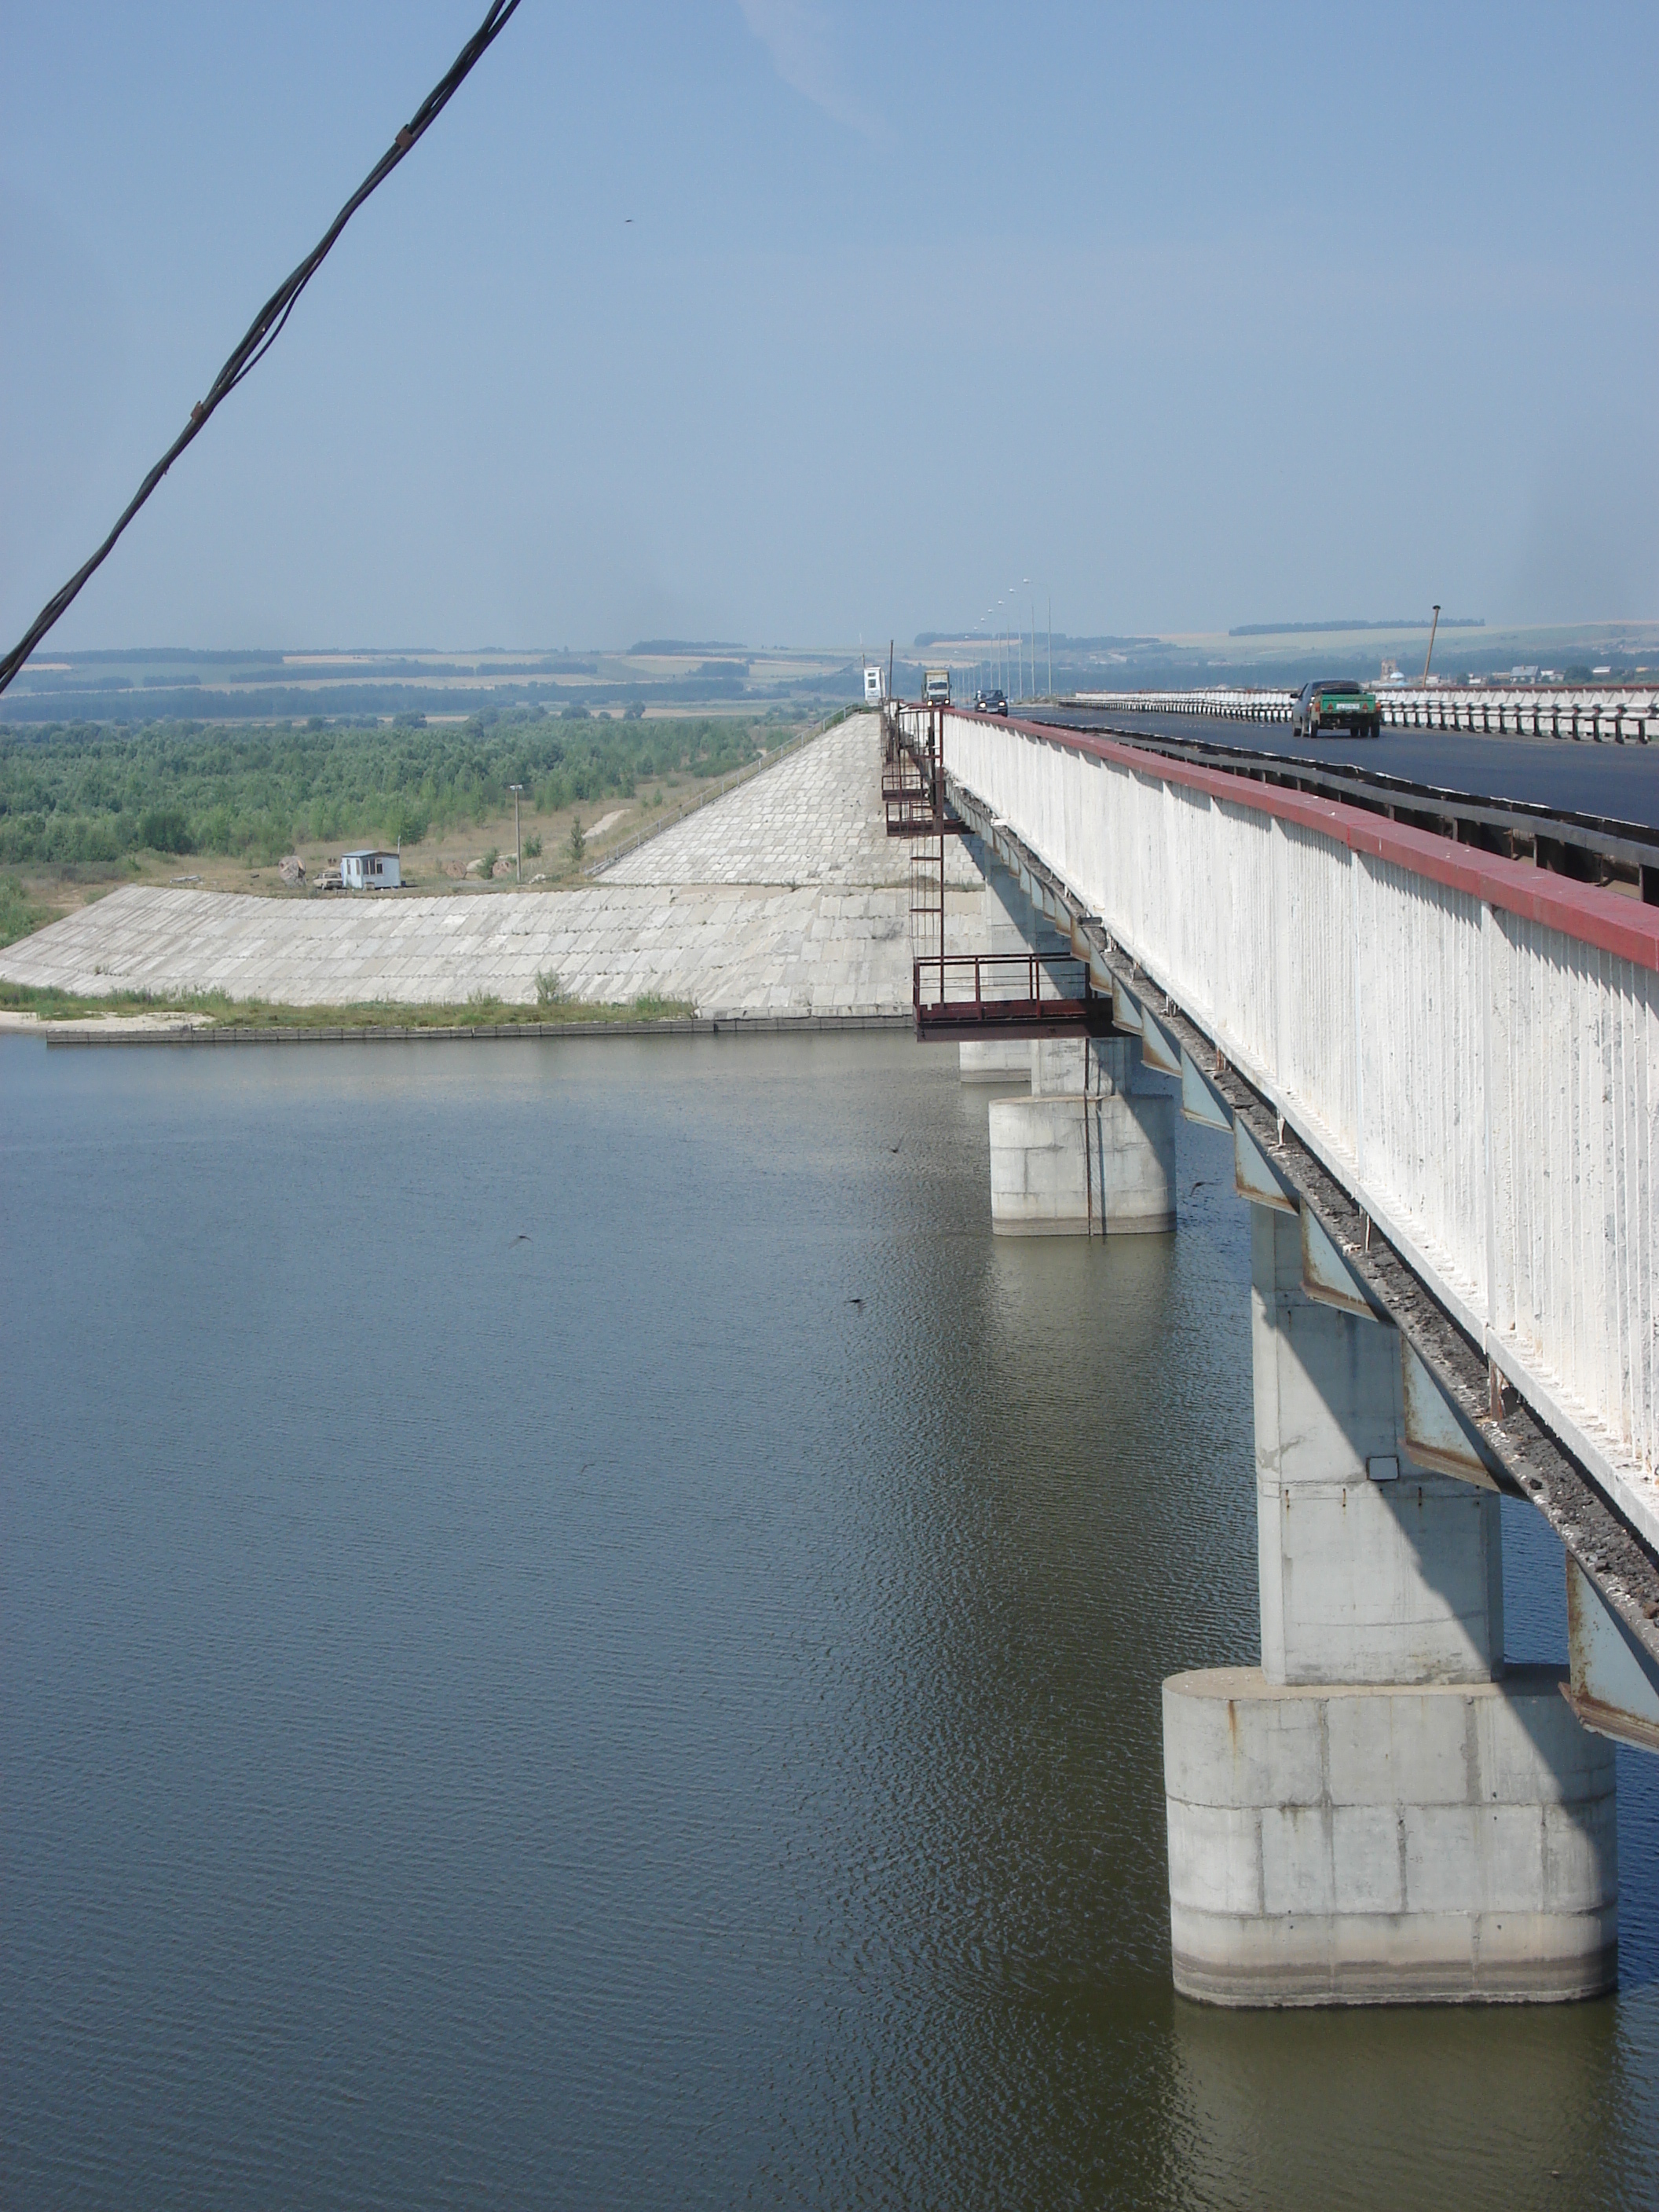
[1025,705,1659,833]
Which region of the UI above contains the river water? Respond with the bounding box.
[2,1032,1655,2210]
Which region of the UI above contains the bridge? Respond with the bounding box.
[7,687,1656,2009]
[1074,683,1659,745]
[891,696,1659,2008]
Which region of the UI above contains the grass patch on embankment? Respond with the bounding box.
[0,980,695,1028]
[0,877,51,949]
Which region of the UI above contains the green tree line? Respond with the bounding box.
[0,712,772,866]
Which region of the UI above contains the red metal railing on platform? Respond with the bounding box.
[912,952,1116,1041]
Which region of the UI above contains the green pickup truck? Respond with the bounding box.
[1291,679,1381,739]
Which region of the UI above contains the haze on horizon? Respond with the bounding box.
[3,1,1655,661]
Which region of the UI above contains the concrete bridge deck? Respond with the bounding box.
[1032,704,1659,829]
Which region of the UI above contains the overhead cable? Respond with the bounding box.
[0,0,526,698]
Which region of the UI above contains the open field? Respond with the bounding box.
[0,642,872,726]
[915,617,1659,697]
[0,710,829,939]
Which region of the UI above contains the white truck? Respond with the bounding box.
[923,666,951,706]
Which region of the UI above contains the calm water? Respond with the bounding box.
[2,1032,1655,2210]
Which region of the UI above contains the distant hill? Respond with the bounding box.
[1229,617,1485,638]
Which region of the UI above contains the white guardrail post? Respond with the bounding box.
[1068,685,1656,743]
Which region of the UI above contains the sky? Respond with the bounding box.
[2,1,1656,654]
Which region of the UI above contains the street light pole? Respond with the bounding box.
[1420,605,1441,686]
[508,783,525,882]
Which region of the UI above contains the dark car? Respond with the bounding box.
[975,688,1009,716]
[1291,679,1381,739]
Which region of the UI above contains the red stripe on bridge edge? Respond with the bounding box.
[952,709,1659,977]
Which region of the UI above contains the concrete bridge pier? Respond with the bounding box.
[1163,1203,1618,2006]
[958,1038,1031,1086]
[987,1037,1176,1236]
[958,861,1068,1088]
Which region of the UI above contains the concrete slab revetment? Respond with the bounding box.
[0,714,994,1021]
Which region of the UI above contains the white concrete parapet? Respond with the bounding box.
[921,705,1659,1554]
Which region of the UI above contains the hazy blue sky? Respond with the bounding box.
[3,1,1655,653]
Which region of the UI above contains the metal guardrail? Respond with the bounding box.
[1379,686,1656,742]
[1070,686,1658,744]
[912,950,1114,1040]
[1074,687,1297,724]
[583,705,859,877]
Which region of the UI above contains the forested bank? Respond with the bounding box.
[0,711,781,866]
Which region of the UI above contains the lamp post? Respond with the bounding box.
[508,783,525,882]
[1420,605,1441,687]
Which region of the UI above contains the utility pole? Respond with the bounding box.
[508,783,525,882]
[1420,605,1441,686]
[1047,594,1053,697]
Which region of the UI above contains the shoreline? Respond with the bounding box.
[8,1009,915,1049]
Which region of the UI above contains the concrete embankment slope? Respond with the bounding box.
[0,713,986,1019]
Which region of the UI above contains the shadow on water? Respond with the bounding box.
[0,1032,1653,2210]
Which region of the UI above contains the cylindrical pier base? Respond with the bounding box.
[986,1039,1185,1238]
[1162,1666,1617,2006]
[987,1082,1175,1235]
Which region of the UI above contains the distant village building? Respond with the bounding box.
[340,848,401,889]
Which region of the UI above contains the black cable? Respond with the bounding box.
[0,0,526,698]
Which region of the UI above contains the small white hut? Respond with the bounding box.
[340,848,401,890]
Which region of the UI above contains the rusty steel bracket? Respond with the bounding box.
[1564,1558,1659,1752]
